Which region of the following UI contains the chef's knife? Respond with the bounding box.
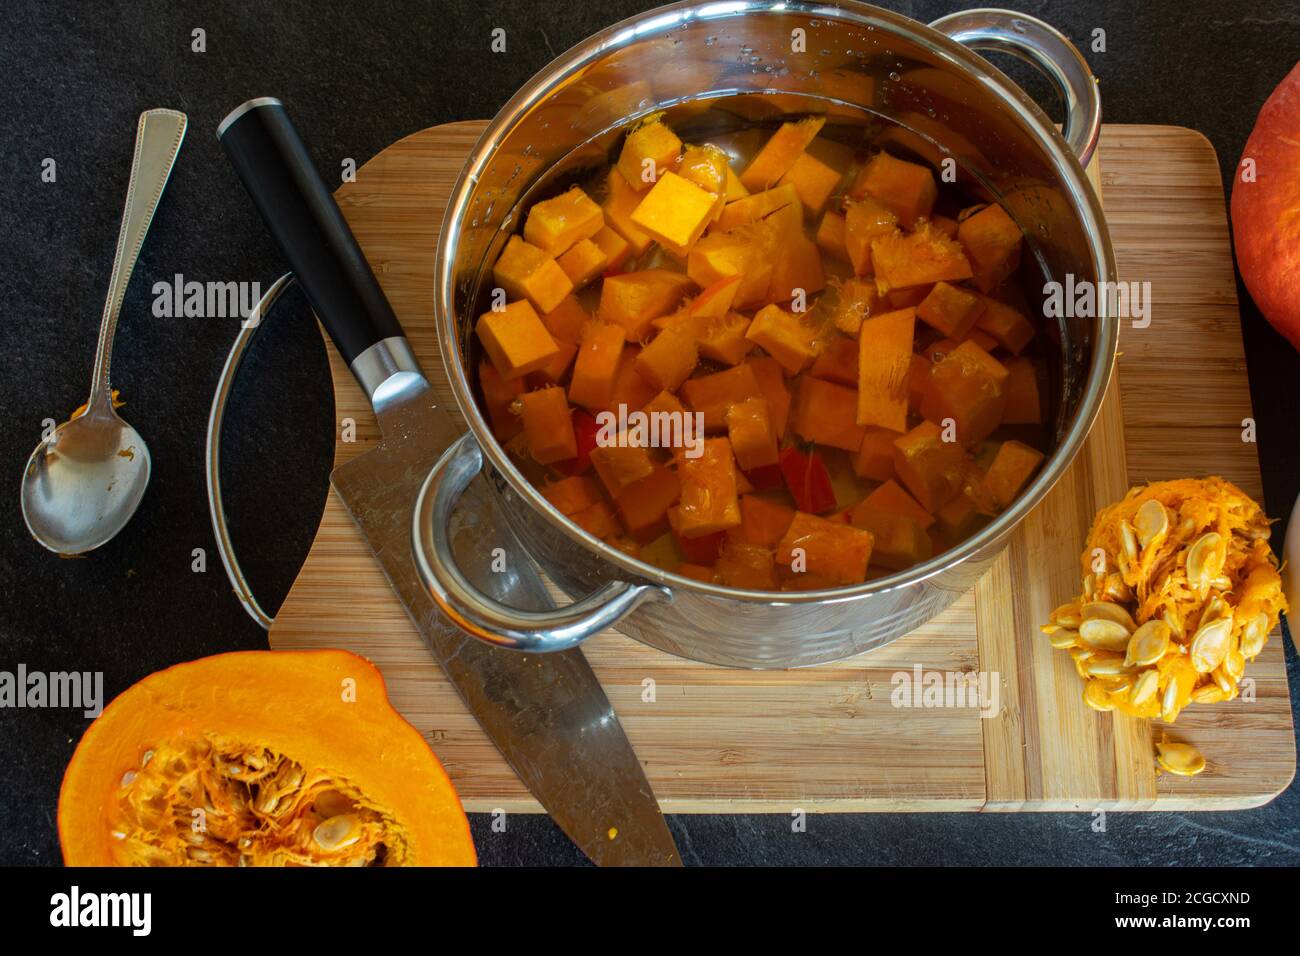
[218,97,680,866]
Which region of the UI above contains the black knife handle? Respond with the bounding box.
[217,97,405,368]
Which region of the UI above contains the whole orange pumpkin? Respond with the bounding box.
[1232,62,1300,351]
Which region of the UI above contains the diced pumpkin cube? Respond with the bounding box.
[907,353,932,414]
[856,306,915,431]
[844,198,898,276]
[529,339,578,386]
[1001,357,1042,424]
[523,185,604,256]
[689,274,741,319]
[973,294,1035,354]
[631,171,719,256]
[590,443,655,496]
[917,281,984,338]
[795,377,865,452]
[714,183,801,232]
[935,492,984,540]
[766,233,826,304]
[677,562,718,583]
[831,277,878,337]
[725,397,778,470]
[854,426,901,481]
[603,168,654,254]
[816,210,850,263]
[520,386,577,465]
[606,346,657,413]
[810,333,858,386]
[931,214,960,239]
[568,323,626,409]
[680,363,763,431]
[850,510,933,571]
[476,299,561,380]
[571,500,621,539]
[746,303,817,373]
[735,494,796,547]
[695,310,753,365]
[778,150,843,216]
[676,437,742,537]
[775,511,874,586]
[921,339,1010,445]
[747,356,791,437]
[679,144,729,196]
[615,463,681,540]
[922,330,999,364]
[597,269,693,341]
[555,238,608,288]
[478,359,524,439]
[687,229,773,309]
[893,420,966,513]
[714,540,778,589]
[542,474,603,516]
[958,203,1023,292]
[853,478,935,530]
[667,507,725,564]
[590,224,632,274]
[871,225,973,295]
[491,236,574,314]
[887,286,930,309]
[723,166,749,201]
[634,323,698,391]
[617,119,682,190]
[850,152,937,228]
[981,440,1045,510]
[740,116,826,191]
[642,389,686,419]
[541,295,592,345]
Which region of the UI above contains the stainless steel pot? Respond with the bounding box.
[413,1,1116,668]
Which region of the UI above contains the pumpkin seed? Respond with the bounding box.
[1086,654,1132,677]
[313,814,362,851]
[1156,740,1206,776]
[1079,617,1133,651]
[1134,499,1168,548]
[1223,645,1245,681]
[1189,616,1233,673]
[1083,680,1114,711]
[1119,520,1138,565]
[1240,613,1268,658]
[120,770,137,788]
[1048,628,1079,650]
[1160,679,1181,723]
[1050,603,1082,630]
[1191,684,1228,705]
[1185,532,1223,592]
[1125,620,1171,667]
[1212,666,1237,696]
[1082,601,1137,631]
[1129,669,1159,707]
[1104,574,1132,602]
[1162,609,1184,639]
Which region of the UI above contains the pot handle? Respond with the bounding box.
[411,433,672,652]
[930,9,1101,166]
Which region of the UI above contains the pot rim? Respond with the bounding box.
[435,0,1118,606]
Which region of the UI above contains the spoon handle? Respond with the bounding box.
[87,108,187,409]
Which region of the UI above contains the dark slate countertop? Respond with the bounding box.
[1,0,1297,866]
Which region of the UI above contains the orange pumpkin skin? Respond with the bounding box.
[58,650,476,867]
[1232,62,1300,351]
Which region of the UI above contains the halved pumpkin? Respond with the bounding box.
[59,650,476,867]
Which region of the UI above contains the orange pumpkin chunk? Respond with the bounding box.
[597,269,693,341]
[973,294,1035,354]
[844,198,898,276]
[740,116,826,191]
[478,359,524,439]
[794,377,865,452]
[1001,356,1042,424]
[571,500,621,539]
[680,363,764,431]
[958,203,1023,292]
[747,356,792,437]
[778,150,843,216]
[678,143,729,203]
[810,332,859,386]
[851,152,938,228]
[935,491,984,539]
[917,281,984,339]
[687,229,774,309]
[854,426,901,481]
[568,323,626,410]
[775,511,874,586]
[853,478,935,530]
[830,277,878,337]
[491,236,574,315]
[555,238,608,288]
[602,168,655,254]
[921,339,1010,445]
[541,295,592,345]
[519,386,576,465]
[615,463,681,539]
[714,540,778,589]
[676,437,742,537]
[590,443,655,496]
[590,224,632,273]
[631,171,719,256]
[634,323,698,392]
[523,185,604,257]
[476,299,561,380]
[871,224,973,295]
[980,440,1045,510]
[695,310,753,366]
[746,303,817,374]
[816,209,850,263]
[893,420,966,513]
[726,397,779,470]
[616,119,682,189]
[714,182,801,232]
[735,494,796,546]
[856,306,915,431]
[542,475,603,515]
[849,509,933,571]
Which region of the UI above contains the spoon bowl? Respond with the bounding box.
[22,406,152,554]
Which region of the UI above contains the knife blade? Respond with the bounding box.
[218,97,680,866]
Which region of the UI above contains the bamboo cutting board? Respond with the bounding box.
[271,122,1294,811]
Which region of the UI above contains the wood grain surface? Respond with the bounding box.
[270,121,1294,812]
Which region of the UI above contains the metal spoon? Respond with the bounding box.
[21,108,187,554]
